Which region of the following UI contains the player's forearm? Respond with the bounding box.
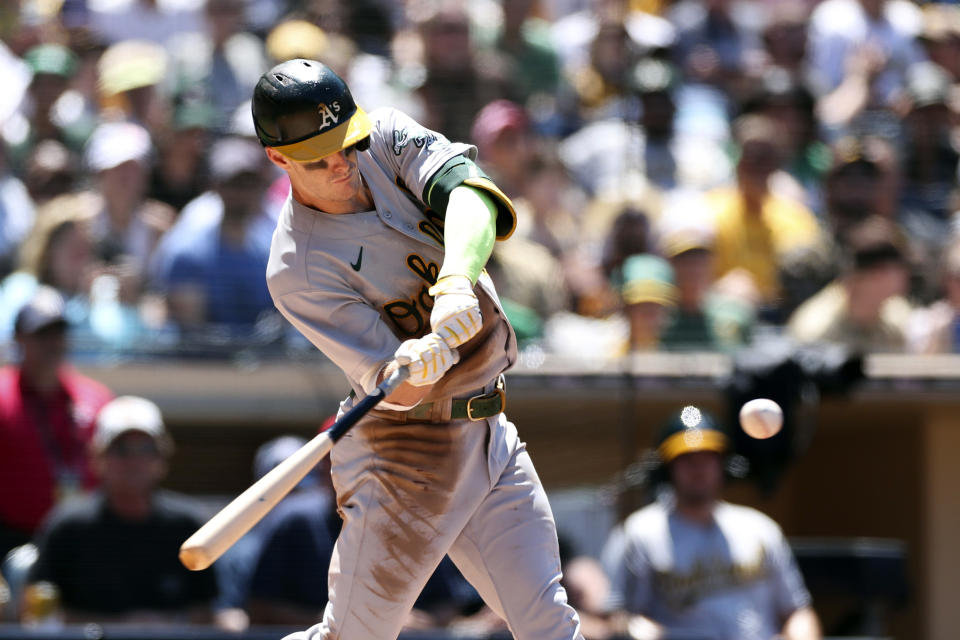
[436,186,497,284]
[780,606,822,640]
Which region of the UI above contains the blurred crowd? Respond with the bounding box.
[3,0,960,364]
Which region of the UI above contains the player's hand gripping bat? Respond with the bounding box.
[179,365,411,571]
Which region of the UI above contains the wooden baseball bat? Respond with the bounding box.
[179,366,410,571]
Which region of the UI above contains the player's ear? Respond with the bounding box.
[264,147,291,171]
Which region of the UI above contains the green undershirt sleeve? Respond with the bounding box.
[437,186,498,283]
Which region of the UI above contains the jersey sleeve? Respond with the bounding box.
[765,523,814,617]
[603,525,654,615]
[273,286,401,398]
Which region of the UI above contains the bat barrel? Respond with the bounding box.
[178,365,410,571]
[179,545,214,572]
[179,432,334,570]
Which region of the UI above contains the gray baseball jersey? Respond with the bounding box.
[266,107,584,640]
[604,498,812,640]
[267,106,517,410]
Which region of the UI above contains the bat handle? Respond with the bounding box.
[325,364,410,443]
[381,363,411,395]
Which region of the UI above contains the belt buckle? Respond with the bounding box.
[466,388,506,421]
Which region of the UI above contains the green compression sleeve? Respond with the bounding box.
[437,186,498,284]
[423,155,517,239]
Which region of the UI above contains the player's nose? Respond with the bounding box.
[328,149,352,168]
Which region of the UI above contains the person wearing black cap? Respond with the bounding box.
[601,406,821,640]
[0,286,113,557]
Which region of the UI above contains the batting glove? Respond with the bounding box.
[428,275,482,348]
[394,333,460,387]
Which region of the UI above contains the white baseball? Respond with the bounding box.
[739,398,783,439]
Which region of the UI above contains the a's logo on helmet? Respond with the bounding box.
[317,101,341,129]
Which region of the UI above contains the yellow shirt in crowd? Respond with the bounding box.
[707,188,823,303]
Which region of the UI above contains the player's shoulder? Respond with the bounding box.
[367,106,419,137]
[366,106,458,155]
[715,501,785,538]
[623,501,671,537]
[42,492,103,532]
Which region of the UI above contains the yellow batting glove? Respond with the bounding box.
[393,333,460,387]
[428,275,482,348]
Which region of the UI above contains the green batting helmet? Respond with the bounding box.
[252,59,372,162]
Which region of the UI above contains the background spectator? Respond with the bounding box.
[0,287,113,557]
[917,4,960,83]
[739,71,829,213]
[21,139,79,206]
[655,194,755,350]
[244,445,339,626]
[0,146,34,279]
[618,253,676,352]
[810,0,924,133]
[84,0,204,50]
[601,406,822,640]
[707,114,824,316]
[95,39,170,132]
[408,0,510,143]
[0,191,155,351]
[484,0,563,109]
[151,135,276,339]
[788,215,913,352]
[212,434,330,632]
[5,43,79,168]
[147,97,216,212]
[895,61,958,243]
[908,233,960,353]
[82,121,174,310]
[167,0,269,133]
[560,56,732,197]
[27,395,218,624]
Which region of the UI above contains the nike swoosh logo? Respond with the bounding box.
[350,246,363,271]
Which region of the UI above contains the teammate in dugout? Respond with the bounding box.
[253,59,585,640]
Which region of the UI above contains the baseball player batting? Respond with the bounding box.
[254,59,585,640]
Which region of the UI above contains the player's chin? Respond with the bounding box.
[338,176,364,197]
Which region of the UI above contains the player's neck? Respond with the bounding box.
[675,499,717,526]
[106,489,154,521]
